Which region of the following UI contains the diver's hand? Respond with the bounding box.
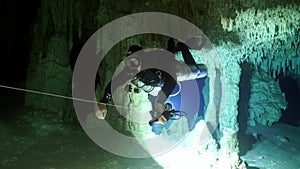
[96,103,107,119]
[151,121,164,135]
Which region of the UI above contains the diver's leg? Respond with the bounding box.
[167,38,176,53]
[168,38,182,54]
[176,42,197,65]
[148,94,158,109]
[167,38,196,65]
[176,42,208,79]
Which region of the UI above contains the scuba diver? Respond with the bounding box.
[96,38,207,135]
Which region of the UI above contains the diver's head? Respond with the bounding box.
[127,45,143,56]
[125,45,143,70]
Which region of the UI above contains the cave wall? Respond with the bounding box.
[25,0,299,117]
[24,0,299,168]
[0,1,40,85]
[25,0,98,122]
[217,4,299,131]
[215,4,299,160]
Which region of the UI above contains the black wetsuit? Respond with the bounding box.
[100,41,197,107]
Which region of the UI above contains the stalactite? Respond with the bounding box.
[282,58,285,75]
[233,5,299,77]
[40,1,49,36]
[68,1,74,50]
[268,58,271,74]
[298,57,300,76]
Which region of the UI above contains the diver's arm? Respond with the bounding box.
[96,81,111,119]
[96,103,107,119]
[100,81,112,103]
[154,75,177,114]
[156,102,165,114]
[97,67,138,119]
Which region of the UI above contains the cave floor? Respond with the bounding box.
[0,88,161,169]
[1,88,300,169]
[1,117,300,169]
[240,122,300,169]
[0,119,162,169]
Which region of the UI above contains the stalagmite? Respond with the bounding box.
[248,70,287,126]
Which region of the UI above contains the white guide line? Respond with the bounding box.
[0,84,127,109]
